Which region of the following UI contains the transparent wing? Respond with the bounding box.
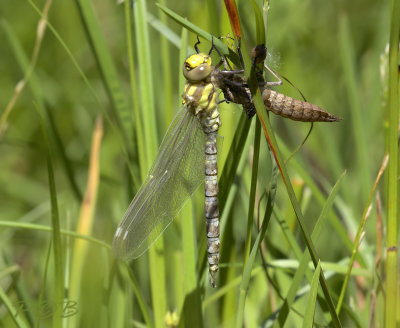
[113,107,205,260]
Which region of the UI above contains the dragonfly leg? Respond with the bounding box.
[217,98,230,105]
[194,35,201,54]
[259,64,283,86]
[219,75,247,88]
[236,37,245,71]
[210,36,245,75]
[218,33,235,48]
[210,35,231,71]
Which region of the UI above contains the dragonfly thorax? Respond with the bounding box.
[182,81,220,133]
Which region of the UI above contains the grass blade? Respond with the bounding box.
[0,283,29,328]
[124,0,145,183]
[337,155,388,314]
[122,262,154,328]
[156,3,241,66]
[1,13,83,202]
[276,171,346,326]
[236,169,277,327]
[74,0,135,154]
[302,261,321,328]
[338,14,371,202]
[385,0,400,325]
[0,0,50,138]
[243,120,261,266]
[134,1,166,326]
[68,117,103,327]
[35,107,63,328]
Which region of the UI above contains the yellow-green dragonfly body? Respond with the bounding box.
[113,51,225,287]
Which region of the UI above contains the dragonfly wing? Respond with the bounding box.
[113,107,205,260]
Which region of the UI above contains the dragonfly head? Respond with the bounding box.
[183,53,212,82]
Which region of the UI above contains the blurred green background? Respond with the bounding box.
[0,0,391,327]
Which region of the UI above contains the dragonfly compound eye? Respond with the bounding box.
[183,53,212,82]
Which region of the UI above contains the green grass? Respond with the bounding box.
[0,0,397,327]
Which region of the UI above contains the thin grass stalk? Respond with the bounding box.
[25,0,135,189]
[337,155,388,315]
[36,241,52,328]
[369,193,383,327]
[25,0,105,120]
[276,171,346,327]
[157,4,241,66]
[74,0,141,194]
[124,0,145,182]
[0,276,29,327]
[25,0,100,103]
[122,263,154,328]
[158,0,173,127]
[179,29,188,95]
[302,261,321,328]
[2,19,83,202]
[338,14,371,202]
[74,0,135,154]
[236,119,261,328]
[219,127,253,319]
[0,221,110,249]
[62,216,72,328]
[0,266,20,281]
[23,0,106,113]
[134,0,158,167]
[206,0,220,36]
[385,0,400,326]
[45,149,62,328]
[134,1,166,326]
[180,199,203,326]
[220,224,237,323]
[243,119,261,266]
[35,108,63,328]
[0,0,51,139]
[203,266,264,309]
[235,79,276,326]
[68,117,103,328]
[236,178,276,328]
[278,140,366,266]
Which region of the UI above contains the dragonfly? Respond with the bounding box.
[113,39,245,287]
[113,38,340,288]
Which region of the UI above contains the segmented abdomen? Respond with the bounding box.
[204,131,219,288]
[262,89,340,122]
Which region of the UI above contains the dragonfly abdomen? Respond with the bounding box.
[263,89,340,122]
[204,132,220,287]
